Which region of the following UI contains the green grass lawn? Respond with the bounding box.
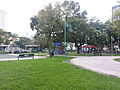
[0,57,120,90]
[114,58,120,62]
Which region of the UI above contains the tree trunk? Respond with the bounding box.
[46,33,52,56]
[99,45,103,56]
[77,46,80,54]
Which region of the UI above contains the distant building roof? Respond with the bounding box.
[81,45,97,48]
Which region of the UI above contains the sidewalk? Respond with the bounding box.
[70,56,120,78]
[0,54,46,61]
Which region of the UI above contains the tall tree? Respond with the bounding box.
[87,18,109,51]
[61,0,88,53]
[30,3,63,54]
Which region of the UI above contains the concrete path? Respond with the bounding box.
[70,56,120,78]
[0,54,46,61]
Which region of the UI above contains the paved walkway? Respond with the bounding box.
[0,54,46,61]
[70,56,120,78]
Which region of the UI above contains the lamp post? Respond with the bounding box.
[64,18,76,60]
[64,18,67,56]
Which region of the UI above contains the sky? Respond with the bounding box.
[0,0,119,38]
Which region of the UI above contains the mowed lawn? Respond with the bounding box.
[114,58,120,62]
[0,57,120,90]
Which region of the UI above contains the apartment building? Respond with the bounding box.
[112,5,120,21]
[0,10,7,30]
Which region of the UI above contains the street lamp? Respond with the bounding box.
[64,18,67,55]
[64,18,76,59]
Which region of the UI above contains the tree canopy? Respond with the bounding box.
[30,0,120,53]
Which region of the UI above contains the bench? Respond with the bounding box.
[18,54,34,60]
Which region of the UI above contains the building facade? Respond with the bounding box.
[0,10,7,30]
[112,5,120,21]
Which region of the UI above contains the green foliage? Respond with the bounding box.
[87,18,109,48]
[30,3,64,53]
[105,8,120,48]
[14,37,31,49]
[61,1,88,53]
[0,37,4,44]
[30,0,120,52]
[0,28,11,45]
[89,17,105,30]
[34,34,47,51]
[114,58,120,62]
[112,20,120,36]
[89,30,109,48]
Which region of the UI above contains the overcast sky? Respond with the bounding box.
[0,0,118,38]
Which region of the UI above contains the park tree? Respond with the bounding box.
[89,30,109,50]
[67,16,89,53]
[61,0,89,53]
[87,18,109,51]
[0,28,11,45]
[31,0,111,54]
[30,3,63,54]
[14,37,31,48]
[88,17,105,31]
[0,37,4,44]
